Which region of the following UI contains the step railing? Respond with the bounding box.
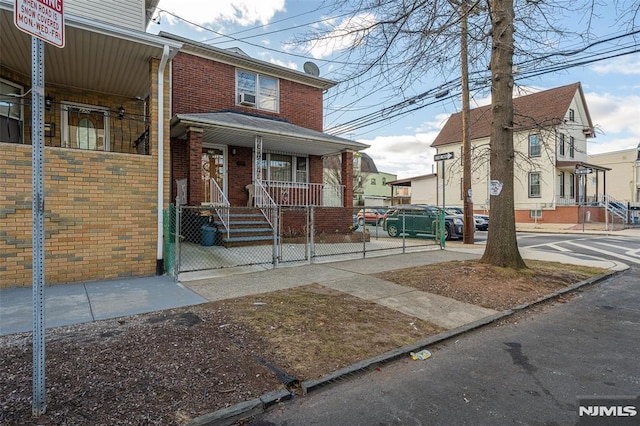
[209,178,230,239]
[600,193,628,223]
[254,180,277,228]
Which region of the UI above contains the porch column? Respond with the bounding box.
[341,150,354,207]
[187,127,204,205]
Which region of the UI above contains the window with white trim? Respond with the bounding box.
[529,172,541,198]
[261,153,308,183]
[558,133,565,156]
[530,210,542,219]
[569,136,575,158]
[559,172,565,198]
[528,134,541,157]
[569,173,575,198]
[568,108,575,121]
[0,79,23,143]
[236,70,279,112]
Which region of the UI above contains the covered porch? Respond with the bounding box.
[169,111,368,209]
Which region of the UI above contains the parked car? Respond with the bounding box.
[445,207,489,231]
[383,205,463,240]
[357,208,387,226]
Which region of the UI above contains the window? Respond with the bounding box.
[236,70,279,112]
[558,133,565,156]
[0,79,23,143]
[382,177,386,185]
[530,210,542,219]
[261,152,308,182]
[568,108,575,121]
[370,178,377,185]
[569,173,575,198]
[529,172,541,198]
[569,136,575,158]
[559,172,565,197]
[528,134,541,157]
[62,103,108,150]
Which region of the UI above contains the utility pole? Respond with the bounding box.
[460,0,474,244]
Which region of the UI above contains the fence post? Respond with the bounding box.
[175,204,181,277]
[402,209,406,253]
[272,205,279,267]
[309,206,315,261]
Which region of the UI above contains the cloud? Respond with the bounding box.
[358,119,445,179]
[157,0,286,27]
[586,91,640,146]
[591,56,640,75]
[304,13,377,59]
[269,58,299,70]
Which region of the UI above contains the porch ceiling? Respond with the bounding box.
[0,5,181,98]
[170,111,369,156]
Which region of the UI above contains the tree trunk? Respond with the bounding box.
[479,0,527,269]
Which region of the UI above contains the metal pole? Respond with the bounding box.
[32,36,47,416]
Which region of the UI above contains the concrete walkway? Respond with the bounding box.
[0,238,628,336]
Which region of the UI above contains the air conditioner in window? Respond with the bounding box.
[239,93,256,106]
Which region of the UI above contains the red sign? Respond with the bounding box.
[14,0,65,48]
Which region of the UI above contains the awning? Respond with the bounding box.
[0,3,181,98]
[170,111,369,156]
[556,160,611,172]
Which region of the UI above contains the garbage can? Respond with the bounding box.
[201,224,216,246]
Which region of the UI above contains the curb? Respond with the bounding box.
[186,270,621,426]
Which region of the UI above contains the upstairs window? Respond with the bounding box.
[370,178,377,185]
[568,108,575,121]
[569,136,575,158]
[558,133,565,156]
[236,70,279,112]
[528,134,541,157]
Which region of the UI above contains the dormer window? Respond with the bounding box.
[236,70,279,112]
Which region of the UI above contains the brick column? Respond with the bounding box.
[341,151,354,208]
[187,127,203,205]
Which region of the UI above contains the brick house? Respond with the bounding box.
[0,0,182,287]
[162,33,367,241]
[430,82,616,224]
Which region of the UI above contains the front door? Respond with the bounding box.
[202,146,227,204]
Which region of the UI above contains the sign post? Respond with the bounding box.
[14,0,65,416]
[434,152,454,248]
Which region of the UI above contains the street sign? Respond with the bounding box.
[575,168,592,175]
[434,152,454,161]
[14,0,65,48]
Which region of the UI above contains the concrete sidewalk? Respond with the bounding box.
[0,244,626,336]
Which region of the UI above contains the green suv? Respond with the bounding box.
[383,205,464,240]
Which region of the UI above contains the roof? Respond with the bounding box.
[385,173,437,187]
[431,83,594,148]
[170,111,369,156]
[324,152,379,172]
[556,160,611,172]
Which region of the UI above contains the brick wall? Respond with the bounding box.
[171,52,324,131]
[515,206,606,223]
[0,144,159,288]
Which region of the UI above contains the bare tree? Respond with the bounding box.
[303,0,623,269]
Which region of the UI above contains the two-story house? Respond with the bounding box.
[0,0,181,287]
[430,82,611,224]
[162,33,367,246]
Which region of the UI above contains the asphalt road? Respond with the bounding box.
[251,261,640,425]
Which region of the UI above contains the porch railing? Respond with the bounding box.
[262,181,344,207]
[0,98,150,155]
[209,178,230,239]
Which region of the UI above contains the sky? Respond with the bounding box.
[150,0,640,179]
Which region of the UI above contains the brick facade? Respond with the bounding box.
[0,144,158,288]
[171,52,324,131]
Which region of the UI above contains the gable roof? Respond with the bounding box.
[431,83,594,148]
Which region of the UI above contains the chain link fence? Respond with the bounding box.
[165,205,442,278]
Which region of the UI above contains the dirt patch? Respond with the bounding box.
[0,260,607,425]
[374,259,607,311]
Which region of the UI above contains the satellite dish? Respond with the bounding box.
[303,61,320,76]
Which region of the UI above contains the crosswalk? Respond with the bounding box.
[519,235,640,266]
